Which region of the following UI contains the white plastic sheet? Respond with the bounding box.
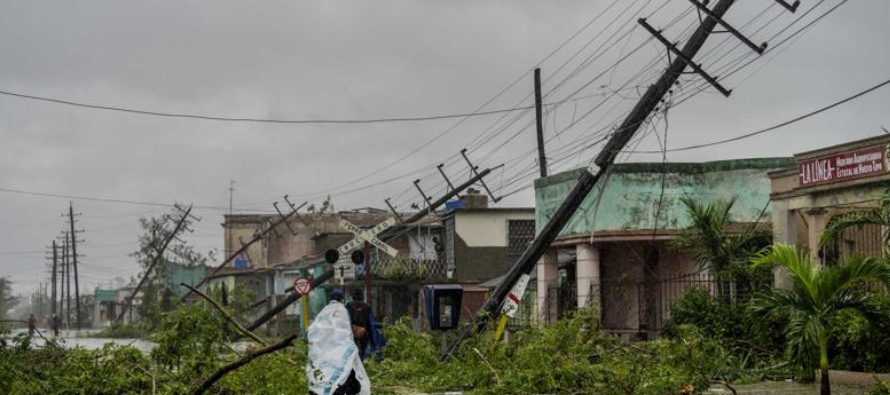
[306,301,370,395]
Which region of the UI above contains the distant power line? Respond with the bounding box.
[0,250,45,256]
[0,88,537,125]
[0,186,270,213]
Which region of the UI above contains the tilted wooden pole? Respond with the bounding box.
[116,206,192,322]
[442,0,742,360]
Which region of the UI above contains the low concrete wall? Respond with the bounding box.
[817,370,890,387]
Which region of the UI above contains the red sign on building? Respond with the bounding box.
[799,144,889,187]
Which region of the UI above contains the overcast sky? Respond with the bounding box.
[1,0,888,297]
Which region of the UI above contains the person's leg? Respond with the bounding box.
[332,371,360,395]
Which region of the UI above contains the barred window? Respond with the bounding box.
[507,220,536,256]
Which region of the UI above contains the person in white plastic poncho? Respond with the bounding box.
[306,289,371,395]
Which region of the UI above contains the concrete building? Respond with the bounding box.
[534,158,794,337]
[93,263,210,328]
[770,135,889,284]
[220,210,445,331]
[93,283,136,327]
[441,188,535,321]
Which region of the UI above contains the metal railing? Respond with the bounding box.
[540,271,771,333]
[371,256,448,281]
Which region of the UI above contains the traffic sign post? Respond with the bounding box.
[293,278,312,332]
[494,273,530,341]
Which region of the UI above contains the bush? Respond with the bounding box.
[0,303,759,395]
[366,308,736,395]
[830,293,890,372]
[662,286,788,380]
[866,379,890,395]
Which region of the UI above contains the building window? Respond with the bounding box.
[409,232,439,261]
[507,220,536,257]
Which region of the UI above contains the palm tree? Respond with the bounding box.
[671,196,772,299]
[749,244,890,395]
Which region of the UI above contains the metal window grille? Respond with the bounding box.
[507,220,536,256]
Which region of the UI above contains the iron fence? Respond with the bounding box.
[372,256,448,281]
[539,271,771,334]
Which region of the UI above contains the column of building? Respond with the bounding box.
[576,244,601,318]
[536,248,558,323]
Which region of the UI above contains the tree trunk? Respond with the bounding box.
[820,336,830,395]
[820,368,830,395]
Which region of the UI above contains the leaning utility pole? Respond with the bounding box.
[534,68,548,178]
[182,198,306,302]
[117,205,194,322]
[443,0,775,359]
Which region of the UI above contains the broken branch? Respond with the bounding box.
[190,333,298,395]
[180,282,267,346]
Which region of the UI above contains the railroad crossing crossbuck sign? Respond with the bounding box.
[337,218,399,257]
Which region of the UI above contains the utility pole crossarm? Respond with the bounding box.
[687,0,767,54]
[638,18,731,97]
[773,0,800,13]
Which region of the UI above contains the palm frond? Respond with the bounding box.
[820,210,886,248]
[751,244,819,300]
[785,310,823,374]
[672,195,744,272]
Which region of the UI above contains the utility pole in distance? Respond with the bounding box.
[443,0,762,360]
[51,241,58,317]
[61,232,70,329]
[534,68,548,178]
[67,202,83,330]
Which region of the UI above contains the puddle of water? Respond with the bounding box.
[5,329,253,353]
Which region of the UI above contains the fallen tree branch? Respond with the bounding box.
[181,282,267,346]
[472,347,501,386]
[190,333,298,395]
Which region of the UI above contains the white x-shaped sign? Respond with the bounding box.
[337,218,399,257]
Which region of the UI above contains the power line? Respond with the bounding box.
[0,186,269,212]
[0,250,45,256]
[626,76,890,154]
[0,88,536,125]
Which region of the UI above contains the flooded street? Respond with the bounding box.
[8,328,154,352]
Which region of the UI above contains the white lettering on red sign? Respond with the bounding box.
[798,145,888,187]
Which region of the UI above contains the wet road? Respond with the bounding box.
[6,328,154,352]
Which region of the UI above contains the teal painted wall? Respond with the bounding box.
[534,158,795,238]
